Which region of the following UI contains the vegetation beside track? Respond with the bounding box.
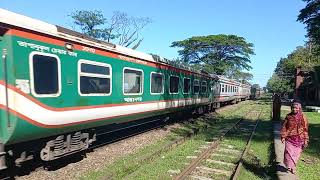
[297,112,320,180]
[81,101,253,179]
[238,98,276,179]
[119,103,255,179]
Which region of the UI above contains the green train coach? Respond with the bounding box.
[0,9,218,169]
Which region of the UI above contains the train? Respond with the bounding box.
[250,86,264,100]
[0,9,251,170]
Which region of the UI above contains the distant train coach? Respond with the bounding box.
[0,9,251,169]
[250,86,264,100]
[211,75,251,107]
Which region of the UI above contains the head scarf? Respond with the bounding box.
[292,102,303,122]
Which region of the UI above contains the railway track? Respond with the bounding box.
[174,109,262,180]
[90,101,238,150]
[118,103,255,179]
[0,103,243,180]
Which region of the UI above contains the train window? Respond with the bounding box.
[30,52,61,97]
[201,81,207,93]
[221,84,225,93]
[79,60,112,96]
[123,68,143,95]
[193,80,200,94]
[226,85,229,92]
[169,76,179,94]
[150,72,164,94]
[183,78,191,94]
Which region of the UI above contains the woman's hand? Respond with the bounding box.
[303,140,309,148]
[281,138,285,143]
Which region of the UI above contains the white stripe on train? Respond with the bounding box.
[0,84,209,126]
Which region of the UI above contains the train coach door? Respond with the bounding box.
[0,31,5,135]
[0,27,8,170]
[0,27,10,135]
[209,81,214,102]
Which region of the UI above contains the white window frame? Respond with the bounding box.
[123,67,144,96]
[169,75,180,94]
[150,72,164,95]
[201,81,207,94]
[221,84,225,93]
[183,77,191,94]
[78,59,112,96]
[193,79,200,94]
[29,51,61,98]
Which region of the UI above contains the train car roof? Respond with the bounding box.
[210,74,252,87]
[0,9,155,61]
[0,8,207,76]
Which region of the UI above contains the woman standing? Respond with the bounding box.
[280,102,309,174]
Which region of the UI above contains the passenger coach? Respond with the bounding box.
[211,75,251,108]
[0,9,215,169]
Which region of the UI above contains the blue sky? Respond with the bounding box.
[2,0,307,86]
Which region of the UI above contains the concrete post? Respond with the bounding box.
[272,93,281,121]
[294,67,303,100]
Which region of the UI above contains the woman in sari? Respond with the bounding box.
[280,102,309,174]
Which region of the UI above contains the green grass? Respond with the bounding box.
[81,137,173,180]
[125,135,207,179]
[296,112,320,180]
[238,100,276,180]
[81,101,255,179]
[124,104,256,179]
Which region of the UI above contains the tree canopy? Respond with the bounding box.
[266,74,293,95]
[70,10,151,49]
[298,0,320,45]
[232,70,253,83]
[266,44,320,95]
[170,34,255,76]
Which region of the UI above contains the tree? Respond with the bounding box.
[70,10,151,49]
[266,44,320,96]
[70,10,109,39]
[170,34,254,75]
[266,74,294,95]
[275,46,320,78]
[232,70,253,83]
[298,0,320,45]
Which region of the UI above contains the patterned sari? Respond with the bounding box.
[280,103,309,172]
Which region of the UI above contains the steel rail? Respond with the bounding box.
[174,109,254,180]
[231,110,263,180]
[0,102,245,180]
[91,102,244,150]
[111,103,252,180]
